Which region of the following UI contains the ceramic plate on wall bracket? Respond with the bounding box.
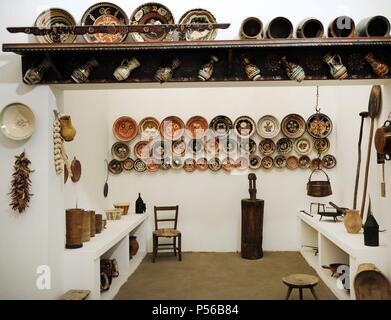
[134,141,151,159]
[111,142,130,161]
[209,115,233,137]
[134,158,147,172]
[222,157,235,172]
[0,103,36,141]
[81,2,129,43]
[281,114,306,139]
[196,157,208,171]
[129,2,175,42]
[276,137,293,154]
[178,8,218,41]
[240,138,256,155]
[234,116,256,138]
[139,117,160,140]
[274,155,287,168]
[186,116,208,139]
[249,155,262,169]
[322,154,337,169]
[259,139,276,156]
[108,159,123,174]
[257,115,280,139]
[159,116,185,141]
[121,158,134,171]
[34,8,77,43]
[113,116,138,142]
[313,138,330,154]
[261,156,274,169]
[294,137,313,155]
[307,113,333,139]
[298,155,311,169]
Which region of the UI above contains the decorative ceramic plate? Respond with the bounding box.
[146,158,160,172]
[314,138,330,154]
[134,141,151,159]
[0,103,36,140]
[261,156,274,169]
[34,8,77,43]
[235,157,249,170]
[178,8,217,41]
[152,141,166,158]
[188,139,204,155]
[294,137,313,155]
[234,116,256,138]
[108,159,123,174]
[160,157,171,170]
[259,139,276,156]
[240,139,256,155]
[111,142,130,161]
[186,116,208,139]
[222,157,235,172]
[249,155,262,169]
[134,159,147,172]
[209,115,233,137]
[276,138,293,154]
[113,116,138,141]
[274,155,287,168]
[172,157,184,169]
[129,2,175,42]
[196,157,208,171]
[81,2,129,43]
[307,113,333,139]
[286,156,299,170]
[159,116,185,140]
[322,154,337,169]
[172,139,187,156]
[310,158,322,170]
[139,117,160,140]
[222,138,238,154]
[208,158,221,171]
[257,115,280,139]
[205,138,220,155]
[122,158,134,171]
[184,158,196,172]
[281,114,306,139]
[298,155,311,169]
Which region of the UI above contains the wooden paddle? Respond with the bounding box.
[360,85,382,219]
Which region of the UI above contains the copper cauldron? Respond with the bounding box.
[307,169,332,197]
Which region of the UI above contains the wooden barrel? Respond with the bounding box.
[65,209,83,249]
[81,210,91,242]
[241,199,264,259]
[95,214,103,234]
[354,263,391,300]
[89,210,96,237]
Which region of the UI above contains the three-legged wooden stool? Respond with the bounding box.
[282,274,319,300]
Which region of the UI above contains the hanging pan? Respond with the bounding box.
[307,168,332,197]
[71,156,82,183]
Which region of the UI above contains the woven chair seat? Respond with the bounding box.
[153,228,181,237]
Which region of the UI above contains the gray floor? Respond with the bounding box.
[115,252,336,300]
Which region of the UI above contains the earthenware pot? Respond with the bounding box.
[198,56,219,81]
[266,17,293,38]
[280,56,305,82]
[323,53,348,80]
[71,58,99,83]
[113,58,140,81]
[240,17,263,39]
[23,59,51,85]
[375,120,391,158]
[59,115,76,141]
[343,209,362,234]
[155,58,182,83]
[328,16,356,37]
[241,56,261,81]
[357,16,390,37]
[129,236,139,257]
[296,18,324,38]
[365,53,389,77]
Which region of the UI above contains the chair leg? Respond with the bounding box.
[285,287,293,300]
[152,235,156,263]
[310,287,319,300]
[178,234,182,261]
[299,288,303,300]
[173,237,177,256]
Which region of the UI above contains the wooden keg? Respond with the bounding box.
[65,209,83,249]
[95,214,103,234]
[81,210,91,242]
[89,210,96,237]
[241,199,264,259]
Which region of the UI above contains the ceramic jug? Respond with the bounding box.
[113,58,141,81]
[23,59,50,85]
[198,56,219,81]
[155,58,182,83]
[280,56,306,82]
[323,53,348,79]
[365,52,389,77]
[129,236,139,257]
[71,58,99,83]
[59,115,76,142]
[241,56,261,81]
[343,209,362,234]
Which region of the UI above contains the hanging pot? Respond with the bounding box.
[307,169,332,197]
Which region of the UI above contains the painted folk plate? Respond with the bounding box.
[259,139,276,156]
[81,2,129,43]
[222,138,238,154]
[34,8,77,43]
[235,157,249,170]
[172,139,187,156]
[261,156,274,169]
[122,158,134,171]
[294,137,313,155]
[276,138,293,154]
[178,8,218,41]
[234,116,256,138]
[281,114,306,139]
[249,155,262,169]
[314,138,330,154]
[159,116,185,141]
[129,2,175,42]
[208,158,222,171]
[286,156,299,170]
[274,155,287,168]
[310,158,322,170]
[205,138,220,155]
[160,157,171,170]
[307,113,333,139]
[134,141,151,159]
[188,139,204,155]
[111,142,130,161]
[257,115,280,139]
[240,139,256,155]
[152,141,166,158]
[186,116,208,139]
[108,159,123,174]
[209,115,233,137]
[196,157,208,171]
[172,157,184,169]
[183,158,196,172]
[113,116,138,141]
[298,155,311,169]
[222,157,235,172]
[0,103,36,140]
[146,158,160,172]
[134,158,147,172]
[322,154,337,169]
[139,117,160,140]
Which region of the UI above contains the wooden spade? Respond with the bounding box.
[360,85,382,219]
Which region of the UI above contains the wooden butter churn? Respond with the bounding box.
[241,173,264,259]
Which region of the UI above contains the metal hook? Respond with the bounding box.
[315,86,321,113]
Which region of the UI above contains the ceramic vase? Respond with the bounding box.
[365,53,389,77]
[113,58,141,81]
[59,115,76,142]
[280,56,306,82]
[241,56,261,81]
[23,59,50,85]
[71,58,99,83]
[198,56,219,81]
[129,236,139,257]
[155,58,182,83]
[343,209,362,234]
[323,53,348,79]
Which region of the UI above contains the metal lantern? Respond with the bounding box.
[364,199,379,246]
[135,193,146,214]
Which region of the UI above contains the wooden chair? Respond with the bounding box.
[152,205,182,263]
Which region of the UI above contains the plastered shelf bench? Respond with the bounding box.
[297,211,388,300]
[64,213,147,300]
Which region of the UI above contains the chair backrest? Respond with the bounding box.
[154,205,179,230]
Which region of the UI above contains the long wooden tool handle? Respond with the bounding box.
[353,116,365,209]
[360,119,375,219]
[381,163,386,197]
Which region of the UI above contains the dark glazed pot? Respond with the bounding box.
[240,17,263,39]
[266,17,293,39]
[296,18,324,38]
[357,16,390,37]
[328,16,356,37]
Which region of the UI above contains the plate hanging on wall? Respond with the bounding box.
[234,116,256,139]
[111,142,130,161]
[274,155,287,168]
[307,113,333,139]
[113,116,138,142]
[222,157,235,172]
[81,2,129,43]
[281,114,306,139]
[134,158,147,172]
[129,2,175,42]
[286,155,299,170]
[298,155,311,169]
[196,157,208,171]
[178,8,218,41]
[159,116,185,141]
[0,103,36,141]
[276,137,293,154]
[313,138,330,154]
[259,139,276,156]
[209,115,233,137]
[249,155,262,169]
[186,116,208,139]
[294,137,313,155]
[257,115,280,139]
[122,158,134,171]
[322,154,337,169]
[139,117,160,140]
[108,159,123,174]
[261,156,274,169]
[134,141,151,159]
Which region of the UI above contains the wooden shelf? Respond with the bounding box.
[3,38,391,84]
